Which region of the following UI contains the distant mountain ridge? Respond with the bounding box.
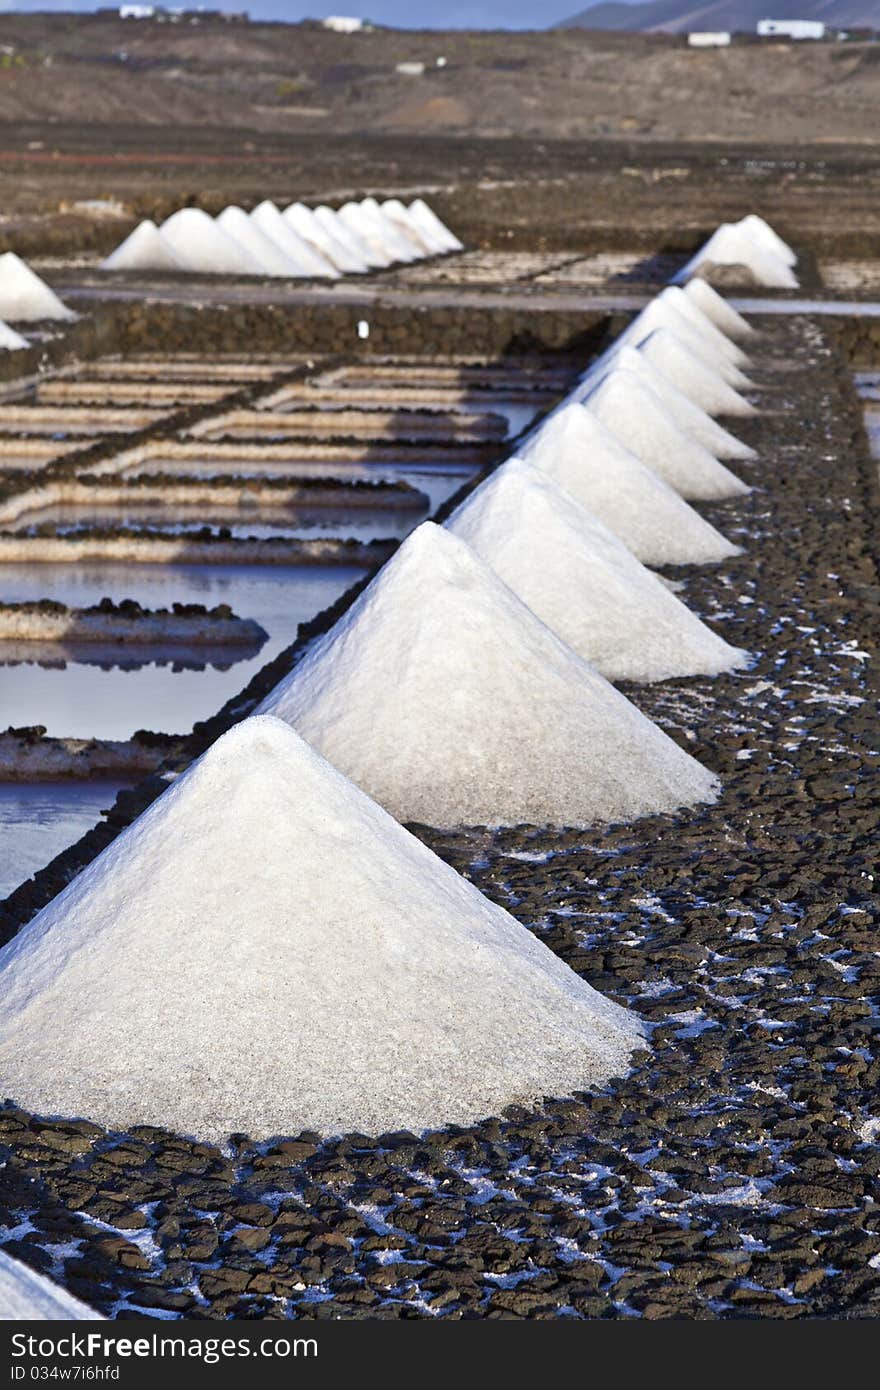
[557,0,880,33]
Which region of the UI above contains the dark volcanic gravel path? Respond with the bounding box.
[0,314,878,1320]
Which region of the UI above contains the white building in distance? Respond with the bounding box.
[687,32,732,46]
[757,19,826,39]
[323,15,366,31]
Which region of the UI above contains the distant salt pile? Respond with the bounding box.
[101,197,461,278]
[285,202,369,274]
[519,405,741,567]
[684,277,755,340]
[628,331,756,419]
[655,286,754,371]
[258,523,719,828]
[250,201,340,279]
[0,318,28,351]
[0,1251,101,1320]
[673,217,798,289]
[618,295,753,386]
[577,342,756,458]
[0,715,645,1140]
[159,207,265,275]
[446,460,746,682]
[581,368,750,501]
[0,252,75,322]
[101,218,184,273]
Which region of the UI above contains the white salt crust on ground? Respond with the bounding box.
[250,202,339,279]
[518,406,741,567]
[578,342,756,460]
[0,318,28,351]
[619,299,753,386]
[381,198,439,254]
[258,523,719,828]
[101,219,185,273]
[630,330,756,419]
[285,203,369,274]
[317,205,386,268]
[0,715,645,1140]
[217,205,304,277]
[159,208,265,276]
[672,223,798,290]
[0,253,75,323]
[580,370,750,501]
[683,278,755,340]
[446,459,747,683]
[0,1251,102,1320]
[409,198,463,252]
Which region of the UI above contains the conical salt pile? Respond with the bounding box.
[0,1251,102,1320]
[409,197,463,252]
[217,205,303,277]
[672,222,798,290]
[519,405,741,567]
[258,523,719,828]
[738,214,797,267]
[0,317,28,350]
[382,198,440,254]
[0,252,75,322]
[619,297,753,386]
[684,278,754,340]
[336,202,397,267]
[250,201,339,279]
[315,203,386,268]
[626,332,756,420]
[0,715,645,1140]
[358,198,422,262]
[656,286,753,369]
[446,460,746,682]
[581,369,750,501]
[285,201,369,273]
[159,207,265,275]
[101,218,185,273]
[578,342,756,459]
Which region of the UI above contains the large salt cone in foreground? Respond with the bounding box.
[446,459,748,682]
[518,405,741,567]
[0,715,645,1140]
[0,1251,102,1320]
[258,522,720,828]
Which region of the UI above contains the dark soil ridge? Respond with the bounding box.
[0,312,878,1319]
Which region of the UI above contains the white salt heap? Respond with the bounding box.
[258,523,719,827]
[684,278,754,340]
[738,213,797,267]
[314,204,388,268]
[0,1251,102,1320]
[217,205,304,277]
[101,218,185,273]
[250,201,339,278]
[409,197,463,251]
[446,460,746,682]
[0,715,645,1140]
[336,202,396,267]
[359,198,422,262]
[159,207,265,275]
[519,405,741,567]
[673,221,798,289]
[382,198,440,254]
[0,318,28,350]
[0,252,75,322]
[655,286,753,370]
[576,342,756,459]
[627,332,756,420]
[581,369,750,500]
[619,296,753,386]
[284,202,370,273]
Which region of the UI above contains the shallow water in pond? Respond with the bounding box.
[11,502,418,545]
[0,562,364,739]
[0,780,132,899]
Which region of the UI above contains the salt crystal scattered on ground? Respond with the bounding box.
[0,252,75,322]
[0,1250,102,1320]
[581,368,750,500]
[519,404,741,566]
[258,522,719,828]
[446,459,747,681]
[0,715,645,1139]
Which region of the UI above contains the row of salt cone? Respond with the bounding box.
[102,197,462,279]
[672,213,798,290]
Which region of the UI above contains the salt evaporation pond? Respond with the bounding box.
[0,781,131,899]
[0,562,364,739]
